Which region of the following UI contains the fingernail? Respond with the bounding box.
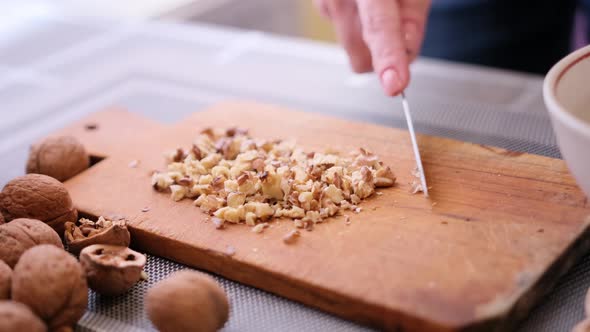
[380,68,401,96]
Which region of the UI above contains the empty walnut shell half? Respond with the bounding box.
[0,260,11,299]
[0,174,78,235]
[12,245,88,331]
[80,244,146,296]
[26,135,90,182]
[0,218,63,268]
[146,270,229,332]
[65,217,130,255]
[0,301,47,332]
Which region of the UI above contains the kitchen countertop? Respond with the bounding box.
[0,12,588,332]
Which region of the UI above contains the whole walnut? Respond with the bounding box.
[0,301,47,332]
[0,260,10,299]
[12,245,88,330]
[26,136,90,182]
[146,270,229,332]
[0,218,63,268]
[0,174,78,235]
[80,244,146,296]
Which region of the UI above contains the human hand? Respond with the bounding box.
[314,0,431,96]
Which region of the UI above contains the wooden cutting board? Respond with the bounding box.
[53,101,590,332]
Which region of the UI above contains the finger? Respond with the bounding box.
[326,0,373,72]
[399,0,431,61]
[356,0,409,95]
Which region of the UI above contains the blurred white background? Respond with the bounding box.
[0,0,336,41]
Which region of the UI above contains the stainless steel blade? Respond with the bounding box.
[400,91,428,197]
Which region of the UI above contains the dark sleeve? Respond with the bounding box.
[422,0,576,74]
[583,0,590,41]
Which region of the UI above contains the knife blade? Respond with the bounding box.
[400,91,428,197]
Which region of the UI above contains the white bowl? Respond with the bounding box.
[544,44,590,197]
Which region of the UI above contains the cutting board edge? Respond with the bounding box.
[471,217,590,332]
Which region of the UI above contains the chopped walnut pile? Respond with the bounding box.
[152,128,396,231]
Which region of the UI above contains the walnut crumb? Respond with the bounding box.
[252,223,268,234]
[411,181,424,194]
[282,230,300,244]
[225,245,236,256]
[141,207,150,212]
[212,217,224,229]
[344,215,351,225]
[140,271,149,281]
[128,160,139,168]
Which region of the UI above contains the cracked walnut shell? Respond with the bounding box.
[0,260,10,299]
[0,218,63,268]
[80,244,146,296]
[12,245,88,331]
[0,301,47,332]
[146,270,229,332]
[26,135,90,182]
[0,174,78,235]
[65,217,130,255]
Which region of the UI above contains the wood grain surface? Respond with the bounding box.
[53,101,590,331]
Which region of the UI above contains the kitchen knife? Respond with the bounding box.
[401,91,428,197]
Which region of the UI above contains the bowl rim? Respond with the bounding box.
[543,44,590,134]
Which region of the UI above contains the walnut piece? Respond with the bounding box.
[65,216,130,255]
[26,135,90,182]
[80,244,147,296]
[0,218,63,268]
[0,174,78,235]
[0,301,47,332]
[282,230,300,244]
[153,130,397,231]
[411,181,424,194]
[0,261,10,300]
[12,245,88,331]
[146,270,229,332]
